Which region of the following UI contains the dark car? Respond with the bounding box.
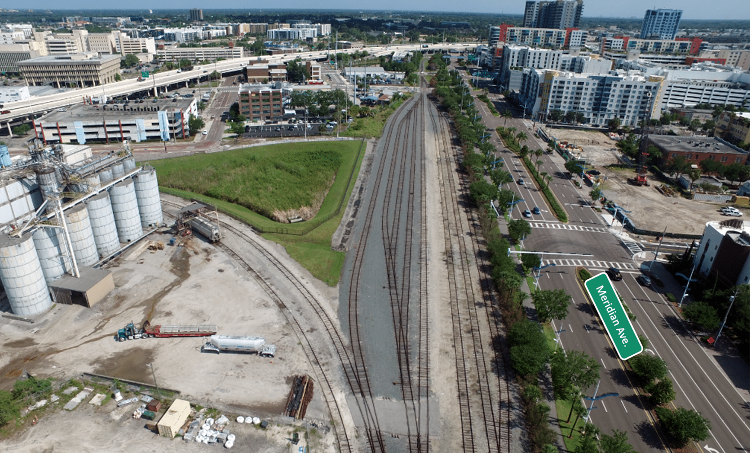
[517,178,525,185]
[637,274,652,286]
[532,206,540,215]
[607,267,622,281]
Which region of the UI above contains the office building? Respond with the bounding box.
[0,43,43,74]
[500,45,611,91]
[238,83,292,122]
[87,33,117,54]
[34,97,198,144]
[523,0,583,30]
[17,53,121,88]
[244,61,287,83]
[189,9,204,22]
[694,220,750,287]
[0,86,30,103]
[267,28,318,41]
[0,31,25,45]
[641,9,682,40]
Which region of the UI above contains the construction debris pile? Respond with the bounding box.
[284,375,314,420]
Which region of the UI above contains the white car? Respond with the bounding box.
[202,130,208,135]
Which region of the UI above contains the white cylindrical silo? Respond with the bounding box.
[111,163,125,179]
[133,167,163,228]
[65,204,99,267]
[32,227,67,283]
[123,157,136,173]
[109,179,143,242]
[85,173,101,191]
[36,167,60,201]
[0,233,53,317]
[98,168,113,184]
[86,192,120,258]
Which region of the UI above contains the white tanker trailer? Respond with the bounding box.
[201,335,276,357]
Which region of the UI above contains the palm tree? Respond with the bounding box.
[534,149,543,160]
[502,110,513,126]
[536,159,543,173]
[541,171,548,188]
[516,131,528,143]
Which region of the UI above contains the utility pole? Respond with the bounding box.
[649,226,667,271]
[147,363,162,399]
[716,291,739,343]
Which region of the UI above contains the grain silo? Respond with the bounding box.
[0,233,53,317]
[98,168,113,184]
[32,227,67,283]
[65,204,99,267]
[133,167,163,228]
[123,157,136,172]
[111,162,125,179]
[109,179,143,242]
[86,192,120,258]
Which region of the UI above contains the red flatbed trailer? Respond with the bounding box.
[142,320,217,338]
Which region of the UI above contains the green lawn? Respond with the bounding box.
[150,140,365,286]
[343,95,412,138]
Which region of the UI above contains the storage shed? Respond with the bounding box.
[157,399,191,438]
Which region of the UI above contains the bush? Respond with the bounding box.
[654,406,711,447]
[578,268,593,281]
[645,378,676,405]
[628,354,668,385]
[683,300,720,332]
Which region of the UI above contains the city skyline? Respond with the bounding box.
[3,1,750,21]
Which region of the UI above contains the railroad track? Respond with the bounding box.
[428,96,505,452]
[160,201,358,452]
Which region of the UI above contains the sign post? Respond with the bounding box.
[584,272,643,360]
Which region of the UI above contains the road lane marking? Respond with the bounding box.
[602,401,607,412]
[621,400,628,413]
[601,358,606,369]
[568,324,573,333]
[624,278,740,451]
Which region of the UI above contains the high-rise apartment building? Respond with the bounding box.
[640,9,682,40]
[189,9,204,22]
[523,0,583,30]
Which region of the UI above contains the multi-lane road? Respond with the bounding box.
[470,73,750,452]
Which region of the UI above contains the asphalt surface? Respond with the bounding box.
[469,73,750,452]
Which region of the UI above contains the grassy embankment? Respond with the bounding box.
[342,93,412,138]
[150,140,364,286]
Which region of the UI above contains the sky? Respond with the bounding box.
[15,0,750,21]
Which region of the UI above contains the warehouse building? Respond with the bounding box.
[34,98,197,144]
[643,135,750,168]
[17,53,121,88]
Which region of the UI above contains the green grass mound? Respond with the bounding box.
[151,143,347,222]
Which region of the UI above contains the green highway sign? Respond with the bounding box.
[584,272,643,360]
[141,71,150,78]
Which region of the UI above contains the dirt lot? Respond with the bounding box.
[545,127,622,167]
[0,206,337,451]
[544,128,732,235]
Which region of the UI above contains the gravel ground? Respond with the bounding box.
[0,195,342,451]
[543,127,622,167]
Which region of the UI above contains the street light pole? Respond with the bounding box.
[678,264,697,308]
[649,226,667,271]
[715,291,738,343]
[147,363,161,399]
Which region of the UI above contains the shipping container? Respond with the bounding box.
[158,399,191,438]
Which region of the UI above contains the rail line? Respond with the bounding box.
[428,97,503,452]
[161,200,363,451]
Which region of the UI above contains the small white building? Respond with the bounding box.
[694,219,750,287]
[0,86,30,104]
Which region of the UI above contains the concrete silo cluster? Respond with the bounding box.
[0,142,163,318]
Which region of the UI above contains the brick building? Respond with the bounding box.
[644,135,750,169]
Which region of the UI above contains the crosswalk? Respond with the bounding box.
[529,222,609,233]
[621,239,643,254]
[541,259,638,271]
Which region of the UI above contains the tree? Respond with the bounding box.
[700,158,723,175]
[114,73,122,81]
[228,121,245,136]
[197,101,206,111]
[654,406,711,447]
[549,109,563,122]
[565,159,584,176]
[600,429,636,453]
[502,109,513,126]
[468,180,498,205]
[516,131,528,144]
[590,186,603,205]
[575,111,587,124]
[121,54,140,68]
[682,300,720,331]
[552,350,600,401]
[508,318,550,376]
[665,155,690,178]
[536,159,544,173]
[187,115,205,136]
[519,145,530,159]
[179,59,192,68]
[687,168,701,191]
[645,377,676,405]
[628,353,668,385]
[521,253,542,272]
[508,218,531,243]
[576,423,601,453]
[12,124,31,136]
[533,288,571,322]
[491,169,513,188]
[565,110,577,124]
[286,58,311,83]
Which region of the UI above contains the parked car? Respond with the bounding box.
[607,267,622,281]
[202,130,208,135]
[637,274,652,286]
[523,209,531,218]
[517,178,524,185]
[532,206,540,215]
[724,210,743,217]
